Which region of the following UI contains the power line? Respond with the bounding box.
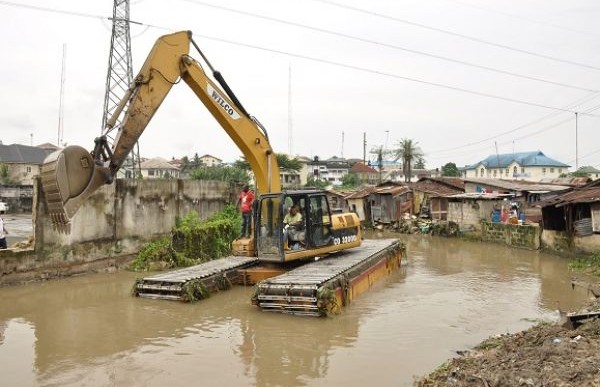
[4,2,600,119]
[429,92,600,156]
[428,100,600,163]
[0,0,105,20]
[189,32,600,116]
[310,0,600,72]
[178,0,596,92]
[446,0,600,38]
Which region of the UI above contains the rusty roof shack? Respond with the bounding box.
[343,182,412,225]
[411,177,465,220]
[462,177,575,223]
[345,186,378,223]
[539,180,600,243]
[369,182,412,224]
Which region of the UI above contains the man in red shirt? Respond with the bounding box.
[237,185,255,238]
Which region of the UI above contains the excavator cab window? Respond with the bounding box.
[256,196,284,258]
[307,194,332,248]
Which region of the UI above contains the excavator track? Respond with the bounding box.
[135,256,259,300]
[253,239,404,317]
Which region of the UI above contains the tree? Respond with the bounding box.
[392,138,424,182]
[234,153,302,172]
[305,177,328,190]
[190,165,250,185]
[441,162,461,177]
[0,164,16,185]
[276,154,302,171]
[414,157,426,170]
[341,173,358,188]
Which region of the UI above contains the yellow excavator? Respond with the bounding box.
[40,30,361,263]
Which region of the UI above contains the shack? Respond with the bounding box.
[448,192,513,231]
[345,186,377,223]
[462,178,572,223]
[539,180,600,253]
[411,177,464,219]
[368,182,412,224]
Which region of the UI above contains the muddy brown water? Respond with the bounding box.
[0,233,590,386]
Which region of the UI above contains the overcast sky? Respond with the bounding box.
[1,0,600,170]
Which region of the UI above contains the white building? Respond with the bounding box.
[199,154,222,167]
[462,151,569,180]
[139,157,180,179]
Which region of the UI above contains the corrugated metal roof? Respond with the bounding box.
[463,178,571,192]
[345,186,377,199]
[372,185,410,196]
[449,192,514,200]
[412,178,464,197]
[539,185,600,208]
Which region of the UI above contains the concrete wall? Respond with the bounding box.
[1,178,238,285]
[448,199,497,231]
[481,222,541,249]
[541,230,600,254]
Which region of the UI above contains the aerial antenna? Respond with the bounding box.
[288,64,293,155]
[101,0,140,177]
[57,43,66,147]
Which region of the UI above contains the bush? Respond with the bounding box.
[130,205,242,271]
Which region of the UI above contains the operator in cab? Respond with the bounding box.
[283,204,305,250]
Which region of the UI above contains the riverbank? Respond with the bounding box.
[416,292,600,386]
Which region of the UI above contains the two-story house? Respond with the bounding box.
[139,157,180,179]
[199,154,222,167]
[0,143,56,185]
[462,151,569,180]
[307,156,350,186]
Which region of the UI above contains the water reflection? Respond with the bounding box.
[0,234,590,386]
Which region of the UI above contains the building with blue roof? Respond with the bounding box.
[462,151,570,180]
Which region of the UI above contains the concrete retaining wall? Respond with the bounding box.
[481,221,541,249]
[1,178,239,285]
[541,229,600,254]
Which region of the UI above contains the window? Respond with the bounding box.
[148,170,155,176]
[550,168,554,173]
[26,166,32,173]
[480,168,484,176]
[542,168,546,174]
[493,169,497,177]
[513,166,518,176]
[505,168,509,176]
[521,168,525,174]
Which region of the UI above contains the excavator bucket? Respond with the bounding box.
[40,145,104,224]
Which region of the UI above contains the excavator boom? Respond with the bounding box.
[41,31,280,224]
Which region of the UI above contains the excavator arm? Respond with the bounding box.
[41,31,281,224]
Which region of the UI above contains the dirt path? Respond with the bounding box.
[416,297,600,386]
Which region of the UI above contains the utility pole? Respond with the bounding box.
[288,65,293,155]
[575,112,579,170]
[57,44,66,147]
[362,132,367,185]
[101,0,139,178]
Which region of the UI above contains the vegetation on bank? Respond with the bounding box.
[129,205,241,271]
[569,250,600,277]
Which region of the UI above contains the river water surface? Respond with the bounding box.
[0,233,590,386]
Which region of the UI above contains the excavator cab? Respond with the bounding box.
[255,191,338,262]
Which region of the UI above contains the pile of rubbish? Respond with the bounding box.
[375,216,460,237]
[416,296,600,386]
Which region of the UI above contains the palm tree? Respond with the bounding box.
[392,138,424,182]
